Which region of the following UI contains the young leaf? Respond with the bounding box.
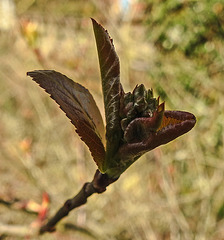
[91,18,122,163]
[119,110,196,162]
[27,70,106,170]
[27,19,196,180]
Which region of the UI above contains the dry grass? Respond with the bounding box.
[0,1,224,239]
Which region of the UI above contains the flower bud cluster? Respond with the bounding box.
[120,84,158,132]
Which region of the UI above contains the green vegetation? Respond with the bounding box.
[0,1,223,239]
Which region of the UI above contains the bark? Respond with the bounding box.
[39,169,118,234]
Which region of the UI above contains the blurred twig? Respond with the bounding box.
[0,223,33,237]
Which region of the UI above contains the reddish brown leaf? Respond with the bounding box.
[119,110,196,162]
[92,18,123,163]
[27,70,105,170]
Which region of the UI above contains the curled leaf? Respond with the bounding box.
[124,102,165,143]
[27,70,106,170]
[119,110,196,162]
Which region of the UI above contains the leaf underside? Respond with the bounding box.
[92,18,122,163]
[27,70,106,170]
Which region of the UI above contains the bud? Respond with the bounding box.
[119,84,162,138]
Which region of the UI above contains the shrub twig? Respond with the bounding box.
[39,170,118,234]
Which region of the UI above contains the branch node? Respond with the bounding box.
[92,170,119,193]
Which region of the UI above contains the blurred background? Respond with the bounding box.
[0,0,223,239]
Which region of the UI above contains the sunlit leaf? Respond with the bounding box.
[27,19,196,179]
[119,110,196,162]
[27,70,105,170]
[92,18,122,164]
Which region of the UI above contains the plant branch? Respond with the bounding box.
[39,169,118,234]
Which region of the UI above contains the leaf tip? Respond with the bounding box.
[91,17,100,30]
[27,71,32,76]
[27,70,39,78]
[158,101,165,113]
[90,17,96,24]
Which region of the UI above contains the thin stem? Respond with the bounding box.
[39,169,118,234]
